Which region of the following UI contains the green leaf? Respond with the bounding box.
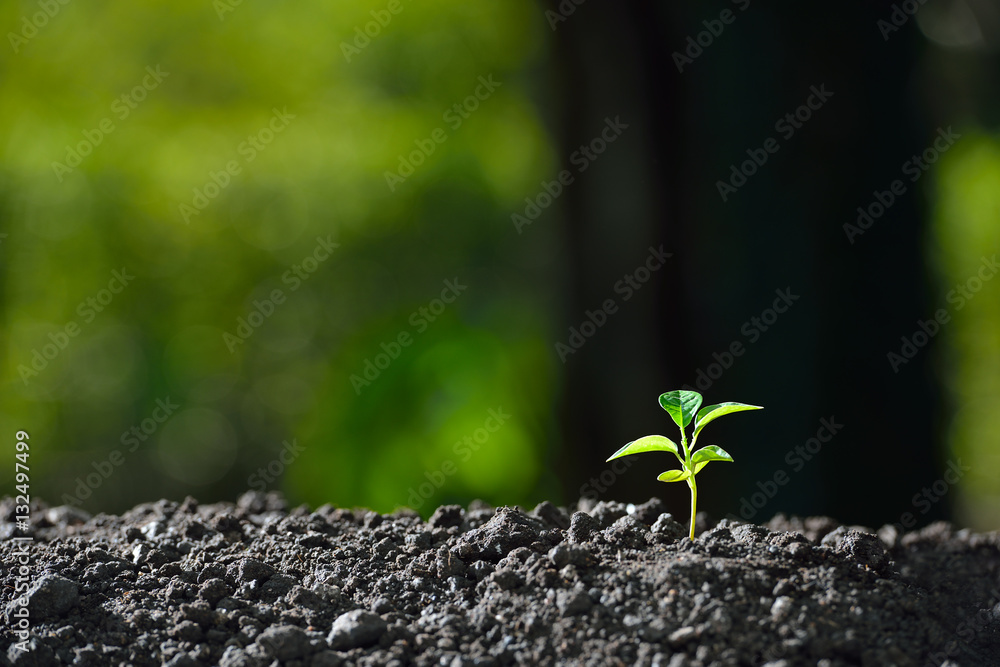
[692,402,763,439]
[606,435,680,462]
[657,469,691,483]
[691,445,734,467]
[658,390,703,429]
[694,461,708,474]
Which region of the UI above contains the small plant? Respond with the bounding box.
[606,389,762,540]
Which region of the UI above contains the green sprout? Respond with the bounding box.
[606,389,762,540]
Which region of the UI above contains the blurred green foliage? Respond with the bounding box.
[932,131,1000,529]
[0,0,565,514]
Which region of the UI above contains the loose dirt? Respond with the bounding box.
[2,493,999,666]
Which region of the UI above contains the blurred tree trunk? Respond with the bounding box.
[549,0,695,510]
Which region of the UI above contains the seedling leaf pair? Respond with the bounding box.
[658,391,702,428]
[607,389,762,540]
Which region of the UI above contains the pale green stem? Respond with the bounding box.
[679,423,697,540]
[688,476,698,540]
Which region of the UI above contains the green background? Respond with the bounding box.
[3,1,1000,530]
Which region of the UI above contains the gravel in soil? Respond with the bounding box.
[2,492,1000,666]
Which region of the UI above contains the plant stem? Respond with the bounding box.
[678,422,697,540]
[688,476,698,540]
[679,422,689,459]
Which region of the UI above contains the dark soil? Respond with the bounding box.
[2,493,1000,667]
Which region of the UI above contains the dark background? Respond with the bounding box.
[3,0,999,530]
[553,0,1000,529]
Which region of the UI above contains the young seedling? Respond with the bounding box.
[606,389,762,540]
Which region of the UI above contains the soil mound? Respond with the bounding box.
[2,493,999,666]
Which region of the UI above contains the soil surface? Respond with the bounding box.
[2,493,1000,666]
